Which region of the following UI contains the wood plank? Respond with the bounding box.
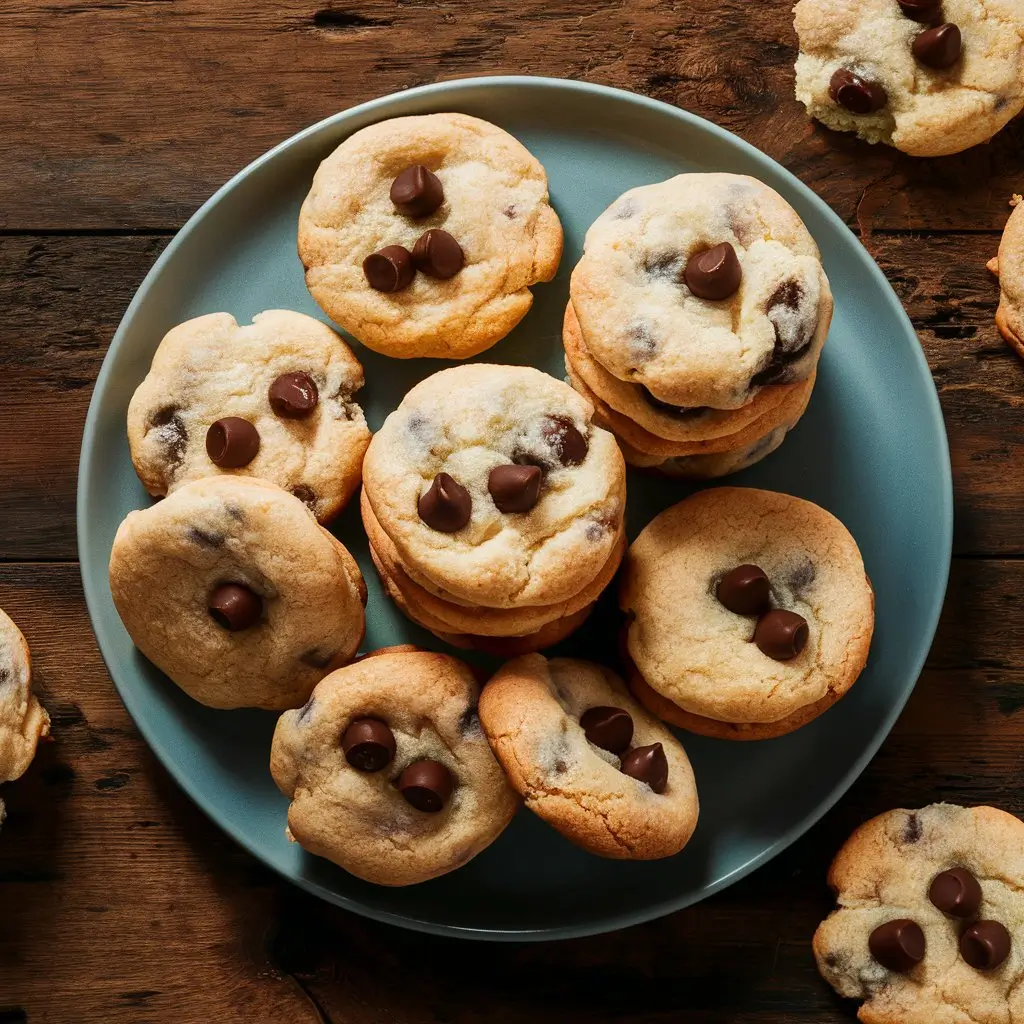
[1,232,1020,560]
[1,0,1021,232]
[1,562,1022,1022]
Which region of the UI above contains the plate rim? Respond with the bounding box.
[77,74,954,941]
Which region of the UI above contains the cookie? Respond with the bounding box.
[270,647,518,886]
[795,0,1024,157]
[814,804,1024,1023]
[109,476,366,710]
[988,194,1024,359]
[479,655,698,859]
[570,174,832,410]
[620,488,874,739]
[127,310,370,524]
[362,364,626,609]
[0,609,50,826]
[298,113,563,359]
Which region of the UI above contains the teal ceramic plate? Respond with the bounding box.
[78,77,952,940]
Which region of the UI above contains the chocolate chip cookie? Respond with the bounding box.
[480,655,699,859]
[127,310,371,524]
[620,487,874,740]
[271,647,518,886]
[795,0,1024,156]
[298,113,563,359]
[815,804,1024,1022]
[109,476,366,710]
[988,194,1024,359]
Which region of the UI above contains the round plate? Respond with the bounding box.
[78,77,952,940]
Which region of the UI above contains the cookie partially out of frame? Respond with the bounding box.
[988,195,1024,359]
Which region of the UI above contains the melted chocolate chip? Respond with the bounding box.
[541,416,589,466]
[389,165,443,218]
[299,649,335,669]
[620,743,669,793]
[869,919,925,972]
[929,867,982,918]
[150,406,188,463]
[786,559,817,598]
[642,250,682,279]
[290,485,318,509]
[767,279,815,353]
[580,706,634,754]
[398,759,453,812]
[640,386,708,419]
[488,464,542,513]
[458,705,480,737]
[913,23,961,69]
[418,473,472,532]
[342,718,396,773]
[829,69,888,114]
[902,811,922,844]
[502,205,517,219]
[628,322,658,360]
[188,526,224,549]
[960,921,1011,971]
[208,583,262,631]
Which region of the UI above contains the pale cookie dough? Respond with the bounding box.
[795,0,1024,157]
[620,488,874,738]
[814,804,1024,1023]
[298,113,563,359]
[0,609,50,826]
[362,364,626,609]
[127,310,371,524]
[480,655,698,859]
[109,476,366,710]
[988,195,1024,359]
[271,648,519,886]
[570,174,832,410]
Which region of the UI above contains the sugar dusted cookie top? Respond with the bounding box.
[298,113,563,359]
[795,0,1024,157]
[570,173,832,410]
[814,804,1024,1023]
[0,609,49,795]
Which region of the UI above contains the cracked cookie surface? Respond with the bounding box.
[989,195,1024,360]
[298,113,563,359]
[795,0,1024,156]
[479,655,698,859]
[109,476,366,710]
[127,310,370,523]
[271,648,519,886]
[814,804,1024,1023]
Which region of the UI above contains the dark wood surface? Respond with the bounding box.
[1,2,1022,1021]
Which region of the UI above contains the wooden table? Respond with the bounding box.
[2,2,1022,1021]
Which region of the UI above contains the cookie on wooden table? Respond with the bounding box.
[988,194,1024,359]
[271,647,518,886]
[109,476,366,710]
[814,804,1024,1023]
[795,0,1024,157]
[298,113,563,359]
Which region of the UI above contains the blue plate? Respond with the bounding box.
[78,77,952,940]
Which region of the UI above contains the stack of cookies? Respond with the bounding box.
[360,364,627,655]
[565,173,833,478]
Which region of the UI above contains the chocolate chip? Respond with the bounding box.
[642,250,682,279]
[580,706,634,754]
[390,165,444,218]
[268,372,319,418]
[542,416,589,466]
[342,718,396,773]
[768,279,815,353]
[150,406,188,463]
[684,242,742,301]
[418,473,472,532]
[750,344,811,388]
[488,464,542,513]
[913,23,961,69]
[869,919,925,973]
[960,921,1011,970]
[716,565,771,616]
[290,485,318,509]
[297,695,316,721]
[363,245,415,293]
[829,69,888,114]
[299,649,335,669]
[188,526,224,549]
[754,609,809,660]
[398,759,453,812]
[929,867,982,918]
[628,322,658,360]
[208,583,262,631]
[502,205,517,219]
[898,0,941,21]
[411,228,464,279]
[786,559,817,598]
[206,417,260,469]
[620,742,668,794]
[640,386,707,419]
[458,705,480,737]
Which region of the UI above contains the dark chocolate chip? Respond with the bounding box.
[829,69,888,114]
[913,23,961,69]
[628,322,658,360]
[869,919,925,972]
[398,759,453,812]
[642,250,682,279]
[640,386,708,419]
[412,229,464,279]
[150,406,188,463]
[488,464,542,513]
[363,245,415,293]
[389,165,444,218]
[502,205,518,219]
[580,706,634,754]
[754,609,809,660]
[787,559,817,597]
[716,565,771,616]
[902,812,922,844]
[684,242,742,301]
[768,279,815,353]
[898,0,941,21]
[418,473,472,532]
[542,416,589,466]
[750,341,812,388]
[208,583,262,631]
[290,485,318,509]
[187,526,224,549]
[620,742,669,794]
[342,718,396,773]
[929,867,982,918]
[269,372,319,418]
[206,417,260,469]
[960,921,1011,971]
